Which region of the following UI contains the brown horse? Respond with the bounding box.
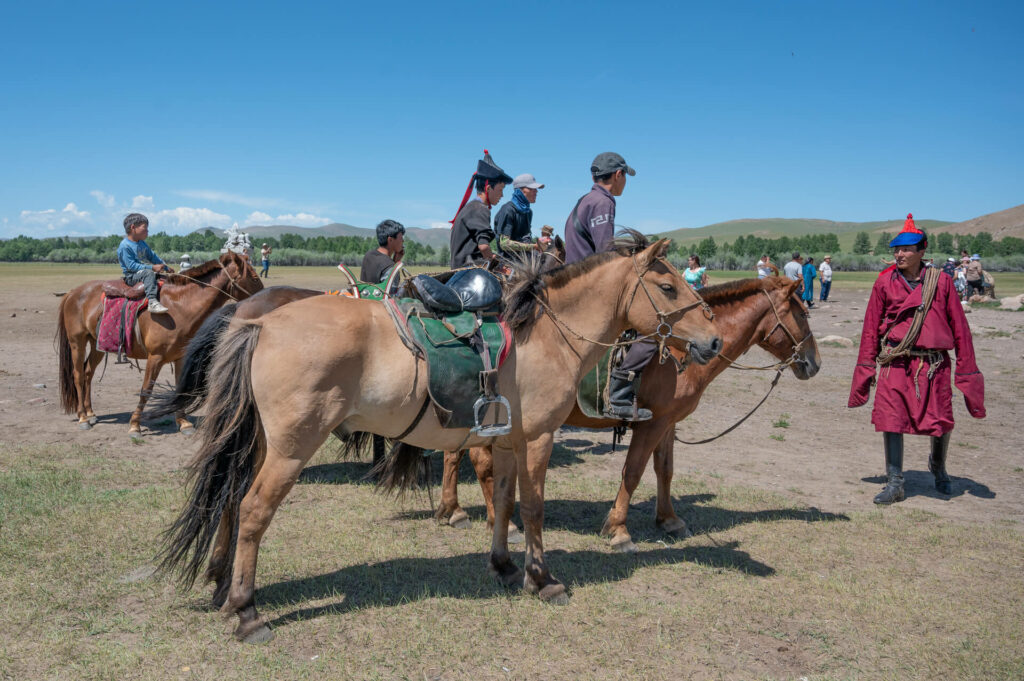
[437,276,820,551]
[154,235,721,642]
[56,251,263,439]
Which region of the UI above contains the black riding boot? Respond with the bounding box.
[929,432,952,495]
[874,432,905,505]
[605,369,653,421]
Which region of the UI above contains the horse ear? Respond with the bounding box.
[637,239,671,268]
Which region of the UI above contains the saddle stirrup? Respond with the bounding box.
[472,350,511,437]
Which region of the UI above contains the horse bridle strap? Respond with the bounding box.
[719,288,811,372]
[161,263,243,301]
[675,369,784,445]
[532,254,710,356]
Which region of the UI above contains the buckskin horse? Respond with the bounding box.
[437,276,820,552]
[151,234,721,642]
[56,251,263,440]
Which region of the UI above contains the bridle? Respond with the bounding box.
[675,284,814,446]
[533,252,714,364]
[158,258,252,302]
[718,287,812,372]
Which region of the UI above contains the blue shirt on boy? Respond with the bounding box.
[117,237,164,277]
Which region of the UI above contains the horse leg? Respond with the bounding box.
[207,508,236,609]
[82,346,102,425]
[601,417,672,553]
[487,442,523,587]
[652,425,690,538]
[69,336,90,428]
[128,355,164,440]
[222,449,309,643]
[173,359,195,435]
[468,445,522,543]
[517,432,568,604]
[436,449,470,528]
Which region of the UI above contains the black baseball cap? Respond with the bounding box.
[591,152,636,177]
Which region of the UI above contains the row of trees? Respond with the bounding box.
[3,229,1024,269]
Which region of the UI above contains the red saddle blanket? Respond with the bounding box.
[97,295,148,354]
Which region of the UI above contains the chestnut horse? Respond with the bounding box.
[56,251,262,439]
[153,235,721,642]
[437,276,820,552]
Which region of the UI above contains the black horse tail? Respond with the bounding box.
[55,295,77,414]
[146,302,238,420]
[374,441,431,497]
[157,321,263,588]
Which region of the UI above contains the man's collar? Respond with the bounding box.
[591,183,614,200]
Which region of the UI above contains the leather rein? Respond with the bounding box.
[158,261,248,301]
[533,253,715,365]
[675,286,812,445]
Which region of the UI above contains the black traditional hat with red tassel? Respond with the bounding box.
[450,150,514,223]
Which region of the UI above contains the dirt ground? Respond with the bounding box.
[2,267,1022,526]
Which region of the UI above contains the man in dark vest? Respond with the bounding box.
[449,150,513,269]
[564,152,652,421]
[360,219,405,287]
[494,173,553,257]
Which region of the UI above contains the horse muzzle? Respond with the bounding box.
[689,336,722,365]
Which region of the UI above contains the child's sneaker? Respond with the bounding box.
[148,301,169,314]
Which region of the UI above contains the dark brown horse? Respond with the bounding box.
[56,251,263,439]
[437,276,820,551]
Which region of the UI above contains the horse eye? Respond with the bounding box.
[659,283,675,293]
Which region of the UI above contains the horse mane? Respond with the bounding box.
[699,276,788,306]
[164,253,230,285]
[503,229,651,334]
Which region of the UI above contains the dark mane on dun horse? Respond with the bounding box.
[56,250,263,439]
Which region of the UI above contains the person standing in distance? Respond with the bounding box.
[819,255,833,302]
[849,213,985,504]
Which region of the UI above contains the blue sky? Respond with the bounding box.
[1,1,1021,239]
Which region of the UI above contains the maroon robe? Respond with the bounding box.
[848,266,985,436]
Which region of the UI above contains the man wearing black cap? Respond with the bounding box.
[564,152,636,264]
[564,152,651,420]
[449,150,513,269]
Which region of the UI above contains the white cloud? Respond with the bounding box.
[243,211,332,227]
[149,206,232,231]
[90,190,116,209]
[429,221,453,230]
[244,211,274,225]
[131,195,154,210]
[18,202,93,231]
[176,189,280,208]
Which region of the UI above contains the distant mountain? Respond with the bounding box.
[659,217,953,251]
[929,203,1024,240]
[197,222,452,249]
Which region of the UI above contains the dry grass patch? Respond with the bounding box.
[1,440,1022,681]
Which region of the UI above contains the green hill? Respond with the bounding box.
[659,218,953,252]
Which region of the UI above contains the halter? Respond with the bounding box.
[532,252,713,364]
[675,284,813,446]
[718,287,812,372]
[160,259,249,302]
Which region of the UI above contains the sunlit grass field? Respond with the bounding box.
[5,262,1024,296]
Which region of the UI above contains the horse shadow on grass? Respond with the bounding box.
[255,540,772,631]
[861,470,995,501]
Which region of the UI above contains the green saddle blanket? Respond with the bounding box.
[403,305,510,429]
[576,347,615,418]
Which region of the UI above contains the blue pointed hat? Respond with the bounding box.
[888,213,927,248]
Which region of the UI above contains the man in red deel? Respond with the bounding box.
[848,213,985,504]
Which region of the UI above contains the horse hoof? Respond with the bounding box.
[88,416,98,425]
[659,519,692,539]
[448,510,470,529]
[610,536,639,554]
[128,431,144,444]
[537,583,569,605]
[180,427,196,437]
[238,623,274,644]
[488,562,523,587]
[507,527,525,544]
[78,422,92,431]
